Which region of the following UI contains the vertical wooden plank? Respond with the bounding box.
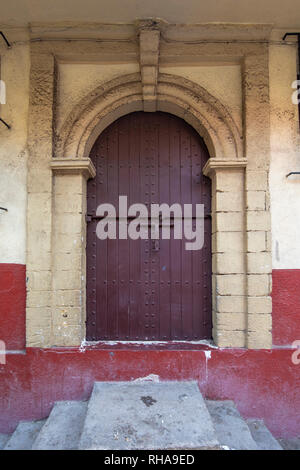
[106,122,119,339]
[191,132,203,339]
[158,113,171,340]
[118,116,130,338]
[180,122,193,339]
[201,142,213,338]
[95,131,108,339]
[148,114,160,339]
[86,140,98,340]
[169,116,183,339]
[128,114,142,339]
[139,114,151,339]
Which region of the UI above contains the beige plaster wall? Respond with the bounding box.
[57,63,140,131]
[1,0,300,28]
[269,41,300,269]
[0,32,30,264]
[160,64,242,134]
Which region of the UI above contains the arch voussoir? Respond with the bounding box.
[57,72,243,162]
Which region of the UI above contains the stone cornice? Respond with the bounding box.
[29,22,136,40]
[161,23,273,43]
[28,21,273,42]
[50,158,96,179]
[203,159,247,176]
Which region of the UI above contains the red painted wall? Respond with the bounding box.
[272,269,300,346]
[4,267,299,349]
[0,264,26,350]
[1,265,299,350]
[0,346,299,438]
[0,265,299,438]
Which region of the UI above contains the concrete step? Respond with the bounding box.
[247,419,283,450]
[0,434,10,449]
[79,381,219,450]
[278,437,300,450]
[32,401,87,450]
[205,400,259,450]
[5,420,46,450]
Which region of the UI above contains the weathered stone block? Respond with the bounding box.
[216,295,245,313]
[27,290,52,308]
[52,307,82,326]
[215,312,246,331]
[247,231,266,252]
[246,191,266,211]
[215,170,244,192]
[247,330,272,349]
[52,325,83,347]
[246,171,268,191]
[53,289,82,307]
[215,274,245,296]
[247,274,270,296]
[27,271,52,291]
[54,194,83,214]
[27,250,52,271]
[213,253,245,274]
[248,314,272,331]
[54,252,82,271]
[247,211,271,232]
[212,231,244,253]
[248,296,272,314]
[214,212,244,232]
[214,329,246,348]
[53,270,82,290]
[52,233,82,253]
[247,252,272,274]
[215,191,244,212]
[54,174,85,195]
[55,214,83,235]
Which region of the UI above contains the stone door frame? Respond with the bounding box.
[26,22,272,349]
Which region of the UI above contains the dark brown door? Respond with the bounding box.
[86,112,212,341]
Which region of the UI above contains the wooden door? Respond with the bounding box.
[86,112,212,341]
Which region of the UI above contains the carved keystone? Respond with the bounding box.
[139,23,160,112]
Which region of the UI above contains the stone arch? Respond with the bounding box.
[56,73,243,162]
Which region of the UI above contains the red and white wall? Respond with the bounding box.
[0,30,300,437]
[0,32,29,351]
[270,37,300,348]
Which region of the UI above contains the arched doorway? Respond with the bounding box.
[86,112,212,341]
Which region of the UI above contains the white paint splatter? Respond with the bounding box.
[204,350,212,383]
[81,339,218,348]
[133,374,160,383]
[204,350,211,360]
